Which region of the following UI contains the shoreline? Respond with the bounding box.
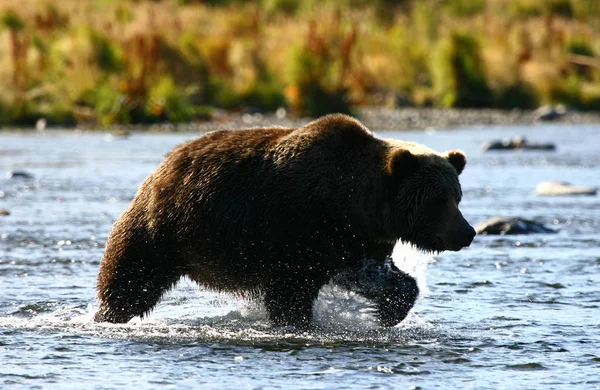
[2,107,600,133]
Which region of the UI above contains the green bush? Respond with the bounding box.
[90,32,124,74]
[201,78,240,110]
[4,101,76,127]
[202,76,285,112]
[548,75,600,110]
[159,35,210,88]
[1,9,25,31]
[442,0,485,17]
[92,80,131,126]
[508,0,575,19]
[261,0,301,16]
[544,0,574,18]
[285,44,352,116]
[570,0,600,21]
[494,82,539,109]
[567,37,595,57]
[147,76,194,123]
[431,31,493,108]
[580,90,600,110]
[0,99,9,126]
[549,74,581,108]
[86,76,212,126]
[239,78,286,111]
[297,84,353,117]
[7,102,43,127]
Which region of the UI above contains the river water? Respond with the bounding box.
[1,123,599,389]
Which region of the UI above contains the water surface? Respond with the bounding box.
[1,124,599,389]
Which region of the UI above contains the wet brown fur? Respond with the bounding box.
[95,114,475,326]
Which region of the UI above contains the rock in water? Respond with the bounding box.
[476,216,556,235]
[534,104,566,122]
[5,171,34,180]
[535,181,597,196]
[481,135,556,151]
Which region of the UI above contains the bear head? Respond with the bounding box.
[385,142,475,253]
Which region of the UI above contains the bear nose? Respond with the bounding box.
[463,224,476,247]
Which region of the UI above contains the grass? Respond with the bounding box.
[0,0,598,127]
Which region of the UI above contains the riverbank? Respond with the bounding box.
[3,106,600,133]
[97,106,600,133]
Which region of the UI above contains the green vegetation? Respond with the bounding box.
[0,0,599,127]
[431,31,493,108]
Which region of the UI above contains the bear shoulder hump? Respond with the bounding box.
[301,114,375,145]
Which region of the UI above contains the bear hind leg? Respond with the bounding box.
[95,234,183,323]
[95,269,181,323]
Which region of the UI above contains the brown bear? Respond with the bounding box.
[94,114,475,327]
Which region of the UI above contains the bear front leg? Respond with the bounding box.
[263,279,322,329]
[332,258,419,327]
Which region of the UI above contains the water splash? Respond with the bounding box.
[0,243,435,345]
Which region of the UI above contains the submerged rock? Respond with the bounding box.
[481,135,556,152]
[0,209,9,216]
[5,171,34,180]
[106,129,131,140]
[535,181,597,196]
[476,216,556,235]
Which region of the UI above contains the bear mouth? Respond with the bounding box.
[373,237,444,254]
[400,236,445,255]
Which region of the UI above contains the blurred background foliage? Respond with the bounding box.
[0,0,598,126]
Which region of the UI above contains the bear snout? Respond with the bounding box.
[455,222,476,250]
[445,221,476,251]
[462,223,476,248]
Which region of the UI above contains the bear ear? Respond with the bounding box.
[387,149,420,180]
[447,150,466,175]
